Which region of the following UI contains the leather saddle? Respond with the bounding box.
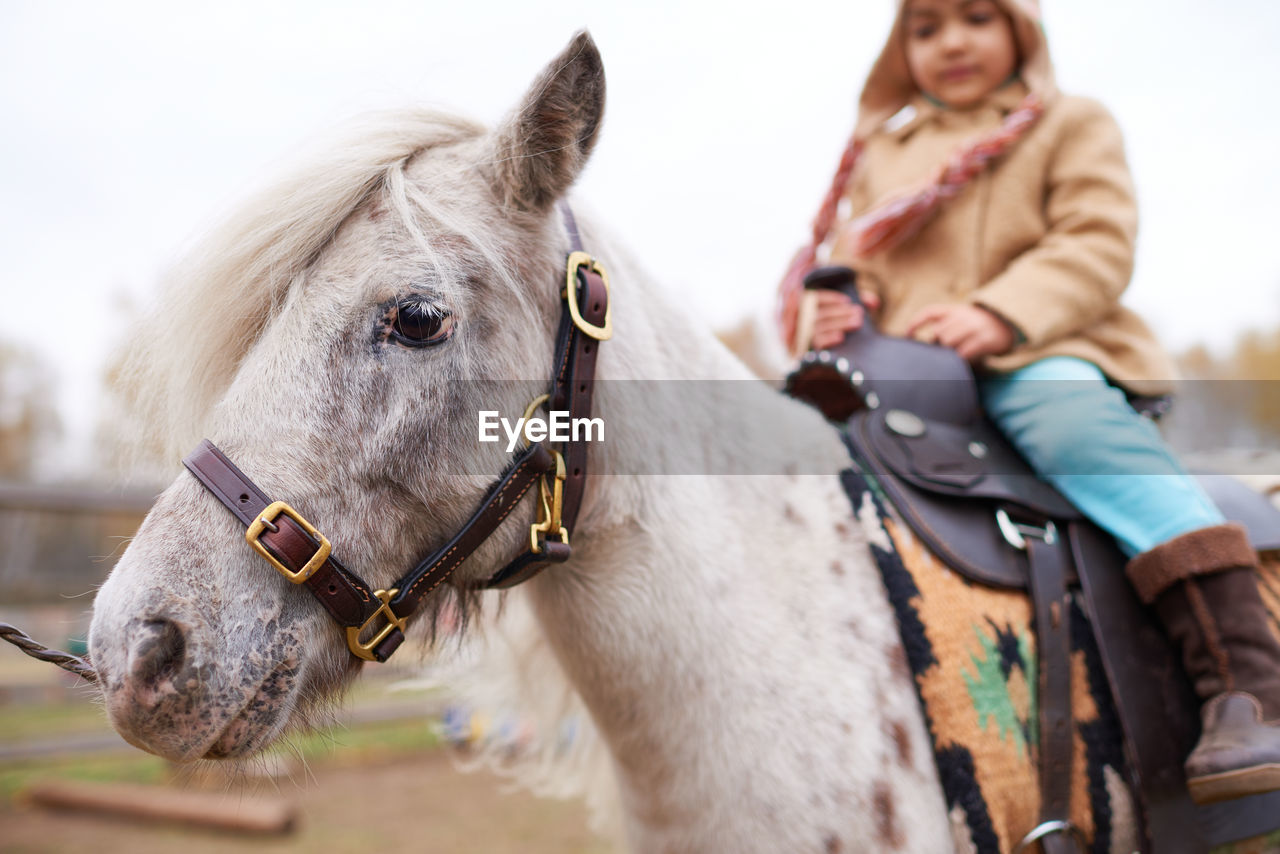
[785,266,1280,854]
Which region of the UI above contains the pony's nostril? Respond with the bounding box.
[130,618,188,688]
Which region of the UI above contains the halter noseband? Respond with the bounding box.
[182,205,610,663]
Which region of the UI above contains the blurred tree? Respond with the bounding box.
[1230,328,1280,438]
[0,340,61,479]
[1174,321,1280,449]
[1179,343,1215,380]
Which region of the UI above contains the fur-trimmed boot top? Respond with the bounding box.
[1128,523,1280,804]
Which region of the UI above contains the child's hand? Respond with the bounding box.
[905,304,1016,361]
[810,289,882,350]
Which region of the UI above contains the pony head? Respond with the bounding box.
[89,32,605,760]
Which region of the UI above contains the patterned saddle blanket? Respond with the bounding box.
[842,468,1280,854]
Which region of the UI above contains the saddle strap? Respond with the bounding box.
[1070,524,1204,853]
[1024,524,1077,854]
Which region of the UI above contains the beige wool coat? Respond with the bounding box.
[828,81,1178,395]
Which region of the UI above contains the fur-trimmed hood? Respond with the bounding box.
[854,0,1057,138]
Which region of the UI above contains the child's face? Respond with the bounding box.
[903,0,1019,109]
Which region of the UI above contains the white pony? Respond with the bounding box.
[90,32,954,852]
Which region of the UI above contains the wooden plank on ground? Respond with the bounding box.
[21,780,298,835]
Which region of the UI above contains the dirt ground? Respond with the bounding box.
[1,750,611,854]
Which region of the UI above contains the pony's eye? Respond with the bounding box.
[391,299,454,347]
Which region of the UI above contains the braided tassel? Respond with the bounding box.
[844,93,1045,257]
[778,137,865,347]
[777,93,1044,347]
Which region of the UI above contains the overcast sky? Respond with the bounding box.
[3,1,1279,472]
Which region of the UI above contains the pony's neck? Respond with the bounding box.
[524,463,947,850]
[523,214,949,849]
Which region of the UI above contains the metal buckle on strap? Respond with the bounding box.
[530,449,569,554]
[246,500,332,583]
[996,508,1058,551]
[1011,819,1088,853]
[345,589,408,662]
[564,251,612,340]
[521,393,550,447]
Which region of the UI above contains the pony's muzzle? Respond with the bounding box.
[92,609,221,759]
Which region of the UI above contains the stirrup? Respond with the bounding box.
[1011,819,1088,854]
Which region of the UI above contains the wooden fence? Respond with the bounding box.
[0,482,156,604]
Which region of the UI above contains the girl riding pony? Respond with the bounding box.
[780,0,1280,806]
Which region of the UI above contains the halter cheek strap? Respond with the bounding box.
[182,204,610,662]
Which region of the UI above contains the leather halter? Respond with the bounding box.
[182,205,610,663]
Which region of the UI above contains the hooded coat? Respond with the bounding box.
[827,0,1177,394]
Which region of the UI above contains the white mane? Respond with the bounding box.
[108,110,488,467]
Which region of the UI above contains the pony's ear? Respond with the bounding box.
[487,31,605,213]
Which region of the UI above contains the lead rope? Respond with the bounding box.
[0,622,98,683]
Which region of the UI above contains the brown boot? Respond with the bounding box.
[1127,523,1280,804]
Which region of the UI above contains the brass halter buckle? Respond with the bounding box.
[245,500,332,583]
[564,251,612,340]
[530,449,569,554]
[346,589,408,662]
[518,394,568,554]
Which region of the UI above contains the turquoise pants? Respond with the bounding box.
[977,356,1223,557]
